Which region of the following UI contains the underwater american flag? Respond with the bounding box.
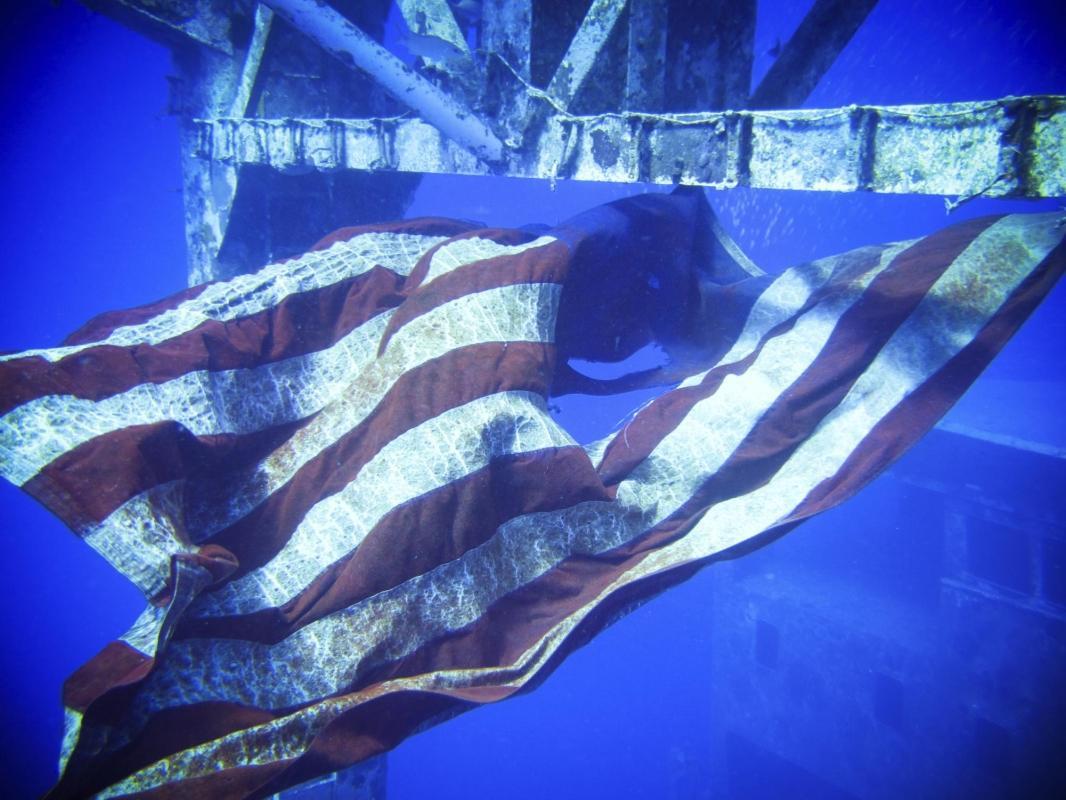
[0,189,1063,798]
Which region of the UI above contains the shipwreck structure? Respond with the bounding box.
[83,0,1063,285]
[73,2,1066,798]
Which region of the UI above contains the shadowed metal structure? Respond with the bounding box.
[82,0,1064,285]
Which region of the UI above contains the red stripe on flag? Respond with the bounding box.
[792,234,1066,523]
[197,339,557,575]
[597,216,1000,488]
[308,216,479,252]
[0,265,405,416]
[378,234,569,353]
[62,282,212,346]
[180,445,608,644]
[26,418,307,530]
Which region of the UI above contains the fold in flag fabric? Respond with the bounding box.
[1,189,1063,799]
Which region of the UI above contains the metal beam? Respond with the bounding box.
[197,116,489,175]
[625,0,666,112]
[749,0,879,110]
[482,0,533,137]
[194,95,1066,199]
[82,0,234,54]
[228,4,275,118]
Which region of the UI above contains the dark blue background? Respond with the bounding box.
[0,1,1063,797]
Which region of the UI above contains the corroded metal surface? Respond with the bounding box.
[199,116,489,174]
[196,96,1066,199]
[228,4,274,117]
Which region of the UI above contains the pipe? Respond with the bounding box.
[263,0,504,163]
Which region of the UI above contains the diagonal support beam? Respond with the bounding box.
[195,96,1066,200]
[396,0,474,66]
[228,4,275,118]
[82,0,234,53]
[546,0,629,111]
[263,0,504,163]
[748,0,879,110]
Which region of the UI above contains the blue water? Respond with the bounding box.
[0,1,1064,798]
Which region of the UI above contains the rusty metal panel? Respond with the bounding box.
[532,115,640,184]
[646,116,740,187]
[871,103,1005,197]
[1027,104,1066,199]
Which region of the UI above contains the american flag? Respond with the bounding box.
[0,190,1062,798]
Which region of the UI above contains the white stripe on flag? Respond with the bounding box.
[0,231,446,364]
[679,240,914,388]
[196,390,577,616]
[421,235,557,287]
[0,311,394,486]
[654,214,1062,566]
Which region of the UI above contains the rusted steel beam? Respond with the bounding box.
[539,97,1066,199]
[195,96,1066,199]
[748,0,879,110]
